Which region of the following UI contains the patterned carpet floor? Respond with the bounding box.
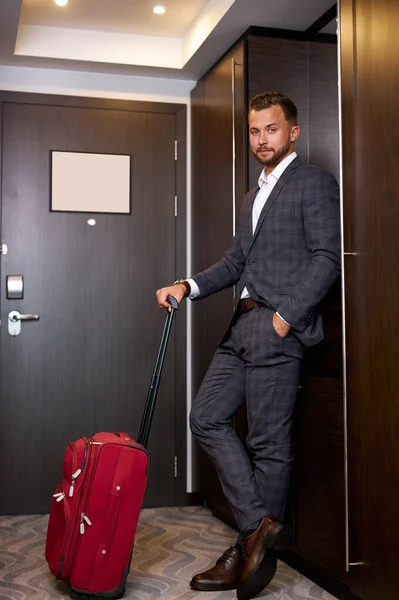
[0,506,337,600]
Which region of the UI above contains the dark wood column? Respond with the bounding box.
[191,41,246,518]
[341,0,399,598]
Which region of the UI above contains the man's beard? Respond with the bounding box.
[253,141,291,167]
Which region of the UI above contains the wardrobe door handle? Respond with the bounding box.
[231,57,242,237]
[231,57,237,237]
[338,0,363,569]
[231,57,242,307]
[337,0,351,572]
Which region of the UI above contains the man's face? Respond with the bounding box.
[248,105,300,171]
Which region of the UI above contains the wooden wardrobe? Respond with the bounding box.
[191,1,399,597]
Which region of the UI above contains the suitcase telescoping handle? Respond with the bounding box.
[137,295,179,448]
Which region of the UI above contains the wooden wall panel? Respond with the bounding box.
[191,42,245,517]
[308,41,340,179]
[247,36,309,188]
[264,37,345,579]
[294,376,345,574]
[191,34,347,589]
[191,42,245,396]
[190,80,207,398]
[341,0,399,598]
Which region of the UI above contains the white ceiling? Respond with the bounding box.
[0,0,337,81]
[20,0,209,37]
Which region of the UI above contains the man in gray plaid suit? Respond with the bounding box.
[156,92,340,600]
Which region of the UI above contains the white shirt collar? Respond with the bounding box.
[258,152,297,187]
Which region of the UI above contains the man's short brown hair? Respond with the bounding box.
[248,92,298,125]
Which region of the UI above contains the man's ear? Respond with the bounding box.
[291,125,300,142]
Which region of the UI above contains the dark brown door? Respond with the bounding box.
[0,97,183,514]
[341,0,399,598]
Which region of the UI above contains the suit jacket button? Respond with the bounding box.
[247,259,253,264]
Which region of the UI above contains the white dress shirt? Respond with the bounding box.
[187,152,297,324]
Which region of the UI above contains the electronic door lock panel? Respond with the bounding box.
[6,275,24,300]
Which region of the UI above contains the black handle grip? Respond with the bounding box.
[167,295,179,310]
[137,296,179,447]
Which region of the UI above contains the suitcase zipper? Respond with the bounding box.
[62,440,101,577]
[69,468,82,498]
[69,442,88,498]
[79,512,92,535]
[48,485,71,577]
[57,439,90,578]
[76,441,101,532]
[53,491,66,502]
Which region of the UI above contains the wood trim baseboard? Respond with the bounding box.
[185,492,205,506]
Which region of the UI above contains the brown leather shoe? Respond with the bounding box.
[190,546,243,591]
[237,516,291,600]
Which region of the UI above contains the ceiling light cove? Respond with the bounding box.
[153,6,167,15]
[54,0,68,6]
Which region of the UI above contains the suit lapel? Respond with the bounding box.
[249,157,302,250]
[242,187,260,254]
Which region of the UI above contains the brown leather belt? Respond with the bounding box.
[238,298,266,312]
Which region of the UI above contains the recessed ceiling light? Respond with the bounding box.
[153,6,167,15]
[54,0,68,6]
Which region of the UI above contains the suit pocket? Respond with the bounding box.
[270,311,287,339]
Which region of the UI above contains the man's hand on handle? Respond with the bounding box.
[156,283,188,309]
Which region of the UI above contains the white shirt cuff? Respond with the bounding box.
[186,278,200,299]
[276,312,291,326]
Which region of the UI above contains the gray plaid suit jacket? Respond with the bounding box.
[192,156,341,347]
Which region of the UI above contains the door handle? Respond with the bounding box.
[10,312,39,322]
[8,310,39,336]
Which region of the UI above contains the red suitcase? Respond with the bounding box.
[45,296,179,599]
